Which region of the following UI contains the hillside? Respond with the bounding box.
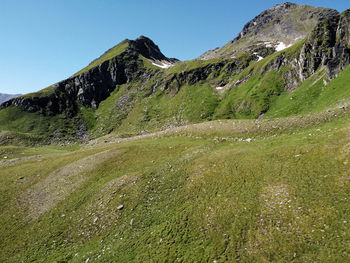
[1,2,350,262]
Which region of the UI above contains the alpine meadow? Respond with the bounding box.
[1,2,350,262]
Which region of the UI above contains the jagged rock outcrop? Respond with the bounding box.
[299,10,350,80]
[245,9,350,92]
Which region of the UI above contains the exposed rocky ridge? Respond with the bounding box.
[0,37,175,116]
[198,2,338,60]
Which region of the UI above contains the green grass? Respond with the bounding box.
[109,83,220,136]
[266,65,350,117]
[1,113,350,262]
[74,41,129,76]
[21,85,56,99]
[215,70,285,119]
[165,58,223,74]
[0,106,85,144]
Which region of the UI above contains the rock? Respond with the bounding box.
[93,217,98,224]
[299,11,350,81]
[117,205,124,210]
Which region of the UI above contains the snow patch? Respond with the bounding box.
[152,61,173,69]
[254,52,263,61]
[275,42,292,52]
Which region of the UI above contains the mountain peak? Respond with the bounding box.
[74,36,178,76]
[127,35,167,61]
[198,3,339,60]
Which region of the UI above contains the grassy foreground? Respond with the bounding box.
[1,112,350,262]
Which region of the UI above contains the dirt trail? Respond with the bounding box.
[21,148,125,221]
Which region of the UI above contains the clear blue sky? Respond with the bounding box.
[0,0,348,94]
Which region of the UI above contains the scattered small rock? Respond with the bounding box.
[117,205,124,210]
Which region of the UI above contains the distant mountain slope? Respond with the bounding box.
[0,93,20,104]
[198,2,338,60]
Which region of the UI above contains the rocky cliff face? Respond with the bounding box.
[255,9,350,90]
[299,10,350,81]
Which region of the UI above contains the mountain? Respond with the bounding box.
[2,3,350,262]
[1,5,349,143]
[198,2,338,60]
[0,93,20,104]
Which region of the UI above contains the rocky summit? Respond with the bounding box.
[198,2,338,60]
[1,2,350,262]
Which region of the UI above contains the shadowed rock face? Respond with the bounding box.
[128,36,178,63]
[299,10,350,80]
[1,50,144,116]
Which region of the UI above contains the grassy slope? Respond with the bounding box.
[1,112,350,262]
[266,65,350,117]
[74,41,129,76]
[0,106,86,143]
